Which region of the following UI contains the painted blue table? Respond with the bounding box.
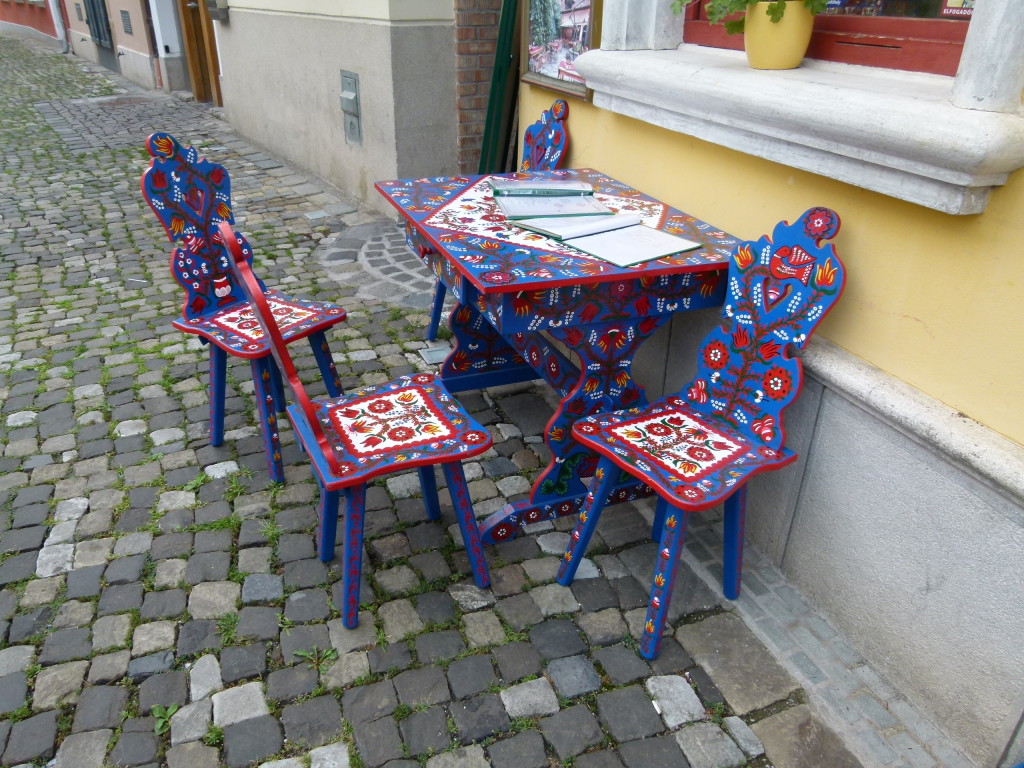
[376,169,737,544]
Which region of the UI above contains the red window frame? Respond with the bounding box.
[681,2,970,76]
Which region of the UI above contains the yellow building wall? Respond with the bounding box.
[521,85,1023,447]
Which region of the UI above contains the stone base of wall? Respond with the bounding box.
[635,311,1024,767]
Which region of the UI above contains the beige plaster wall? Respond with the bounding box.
[217,9,456,212]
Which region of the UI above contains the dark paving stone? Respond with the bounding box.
[494,535,540,564]
[266,664,318,702]
[0,552,37,586]
[342,679,397,724]
[596,685,664,742]
[39,627,92,665]
[184,552,230,584]
[400,705,451,757]
[0,672,27,716]
[610,577,649,611]
[594,644,651,686]
[126,652,178,688]
[237,520,270,548]
[193,529,232,553]
[413,591,455,625]
[0,591,16,620]
[447,654,497,700]
[495,593,543,630]
[573,577,619,613]
[492,641,542,683]
[2,709,58,765]
[547,654,602,699]
[73,684,129,731]
[140,589,187,620]
[11,505,48,530]
[688,665,727,708]
[284,589,330,622]
[283,558,328,588]
[368,642,413,675]
[9,606,52,643]
[281,694,343,748]
[220,642,267,684]
[0,526,45,555]
[414,629,466,663]
[489,728,548,768]
[393,666,450,707]
[138,671,188,720]
[405,522,446,552]
[576,751,627,768]
[105,552,148,581]
[222,714,283,768]
[241,574,284,605]
[98,583,144,616]
[540,704,605,760]
[277,533,315,563]
[529,618,586,660]
[618,735,691,768]
[648,637,694,676]
[279,623,331,665]
[236,607,281,642]
[150,532,193,560]
[353,715,403,768]
[66,564,105,599]
[450,693,510,744]
[114,507,152,532]
[176,620,222,658]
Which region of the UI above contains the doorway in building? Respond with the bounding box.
[177,0,221,105]
[83,0,120,73]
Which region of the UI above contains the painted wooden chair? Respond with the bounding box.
[141,132,347,484]
[218,221,492,626]
[422,99,570,341]
[556,208,846,659]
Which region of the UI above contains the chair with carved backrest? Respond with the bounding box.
[141,133,347,484]
[218,221,491,626]
[555,208,846,659]
[421,99,571,341]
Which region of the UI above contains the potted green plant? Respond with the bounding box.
[672,0,828,69]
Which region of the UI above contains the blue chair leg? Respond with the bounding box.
[249,357,284,483]
[268,357,286,413]
[418,466,440,521]
[640,501,691,660]
[209,346,227,446]
[557,456,618,585]
[425,281,446,342]
[722,485,747,601]
[309,331,343,398]
[340,483,367,628]
[442,461,490,589]
[316,479,340,562]
[651,495,669,541]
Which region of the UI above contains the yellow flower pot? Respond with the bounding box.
[743,1,815,70]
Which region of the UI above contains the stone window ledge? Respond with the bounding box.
[574,46,1024,215]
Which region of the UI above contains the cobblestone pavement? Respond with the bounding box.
[0,34,974,768]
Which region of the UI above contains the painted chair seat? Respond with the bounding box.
[170,289,346,358]
[572,395,796,509]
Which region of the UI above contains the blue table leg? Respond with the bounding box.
[426,281,446,341]
[316,480,340,562]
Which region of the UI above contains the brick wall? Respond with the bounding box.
[454,0,503,174]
